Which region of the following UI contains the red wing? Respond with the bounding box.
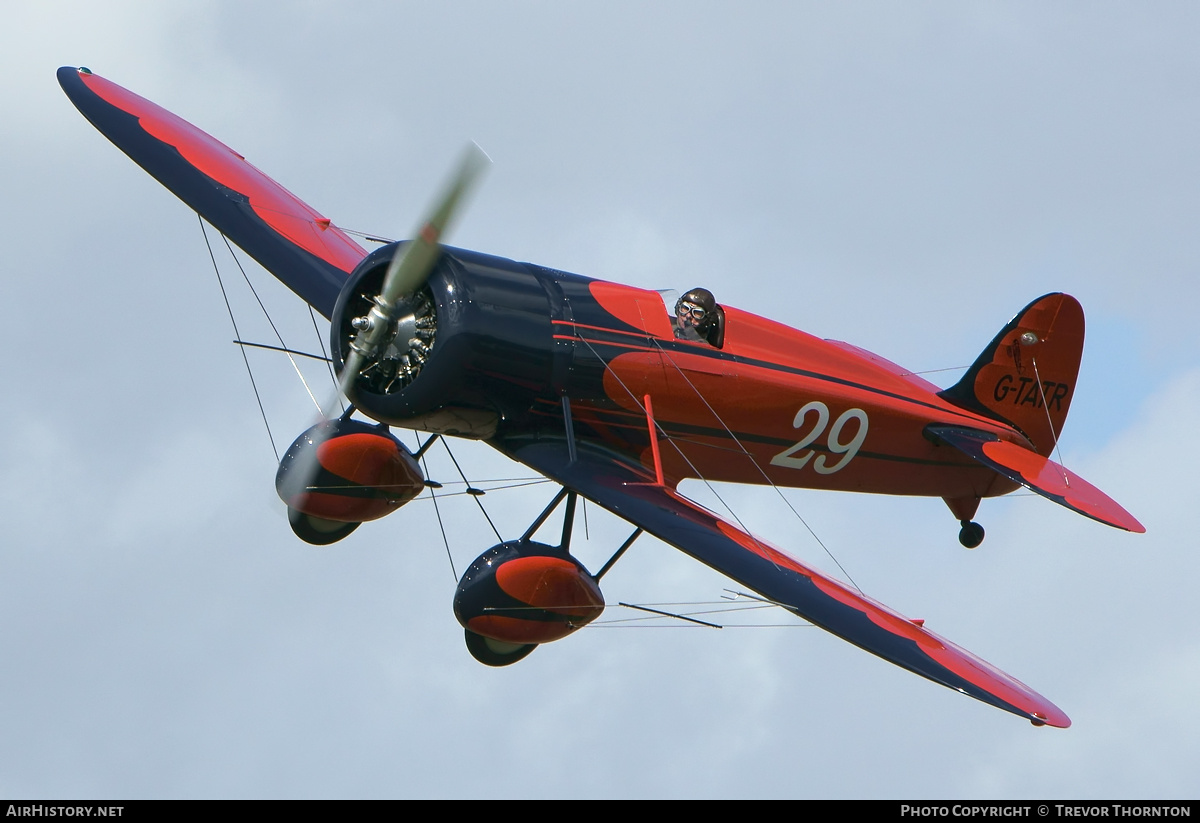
[58,67,366,317]
[928,426,1144,533]
[497,435,1071,727]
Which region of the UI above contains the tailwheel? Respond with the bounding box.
[464,629,538,667]
[288,507,361,545]
[958,520,985,549]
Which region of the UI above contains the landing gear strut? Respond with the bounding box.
[958,520,985,549]
[944,497,985,549]
[455,485,643,666]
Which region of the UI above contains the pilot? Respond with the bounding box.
[673,287,724,348]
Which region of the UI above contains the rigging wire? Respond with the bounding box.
[306,478,551,495]
[416,479,552,497]
[405,430,459,582]
[337,226,394,245]
[420,447,458,583]
[575,334,800,589]
[614,602,722,629]
[197,215,499,583]
[308,303,344,413]
[202,211,869,598]
[482,598,814,629]
[1031,355,1071,487]
[441,438,504,543]
[651,338,861,591]
[900,365,968,377]
[589,621,810,630]
[198,216,279,462]
[217,234,323,415]
[232,340,331,361]
[430,477,549,486]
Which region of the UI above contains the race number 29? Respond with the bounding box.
[769,401,869,474]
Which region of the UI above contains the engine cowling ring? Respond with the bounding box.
[330,243,565,437]
[330,245,500,436]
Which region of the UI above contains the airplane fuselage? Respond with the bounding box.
[337,244,1023,502]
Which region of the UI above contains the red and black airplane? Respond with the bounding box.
[60,66,1143,728]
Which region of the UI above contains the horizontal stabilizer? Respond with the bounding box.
[928,426,1144,533]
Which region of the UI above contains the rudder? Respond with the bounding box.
[939,293,1084,455]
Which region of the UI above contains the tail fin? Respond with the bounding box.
[939,293,1084,455]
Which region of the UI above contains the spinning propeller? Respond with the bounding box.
[335,143,490,410]
[276,144,490,539]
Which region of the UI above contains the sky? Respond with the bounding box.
[2,0,1198,799]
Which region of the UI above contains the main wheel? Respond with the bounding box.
[288,507,361,545]
[464,629,538,667]
[958,520,985,549]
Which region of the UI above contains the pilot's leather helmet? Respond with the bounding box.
[676,288,717,331]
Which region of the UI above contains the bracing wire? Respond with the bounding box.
[420,447,458,582]
[308,478,550,495]
[650,338,861,591]
[599,601,807,629]
[232,340,331,361]
[483,598,815,629]
[575,334,803,589]
[308,303,344,413]
[1031,355,1071,487]
[416,479,552,497]
[337,226,394,245]
[217,234,323,415]
[198,216,279,462]
[899,365,969,377]
[441,438,504,543]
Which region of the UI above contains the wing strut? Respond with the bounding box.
[643,393,665,486]
[519,486,582,554]
[594,528,644,581]
[561,396,578,463]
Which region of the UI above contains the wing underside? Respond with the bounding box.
[58,67,366,317]
[495,434,1071,727]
